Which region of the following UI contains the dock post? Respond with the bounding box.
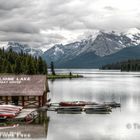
[38,96,41,107]
[5,96,8,104]
[22,96,25,107]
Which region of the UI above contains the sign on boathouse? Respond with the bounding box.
[0,75,48,108]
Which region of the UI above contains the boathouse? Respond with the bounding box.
[0,75,49,108]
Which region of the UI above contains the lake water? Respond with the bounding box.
[47,69,140,140]
[1,69,140,140]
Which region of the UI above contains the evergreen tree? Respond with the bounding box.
[0,48,48,75]
[37,57,44,74]
[14,57,22,74]
[50,61,55,75]
[6,62,13,73]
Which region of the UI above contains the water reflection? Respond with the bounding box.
[0,112,49,139]
[1,70,140,140]
[47,70,140,140]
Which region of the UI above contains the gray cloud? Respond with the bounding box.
[0,0,30,11]
[104,6,118,11]
[0,20,39,34]
[0,0,140,50]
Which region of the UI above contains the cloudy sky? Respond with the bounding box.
[0,0,140,50]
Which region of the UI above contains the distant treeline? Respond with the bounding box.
[0,48,47,74]
[101,59,140,71]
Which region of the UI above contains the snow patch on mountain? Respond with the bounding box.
[1,41,43,57]
[43,28,140,65]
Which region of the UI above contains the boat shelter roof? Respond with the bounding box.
[0,75,47,96]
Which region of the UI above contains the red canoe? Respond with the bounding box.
[0,105,23,111]
[59,101,98,106]
[0,112,16,118]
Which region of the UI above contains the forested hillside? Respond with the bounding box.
[0,48,47,74]
[101,59,140,71]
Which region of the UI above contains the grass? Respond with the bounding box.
[47,74,83,79]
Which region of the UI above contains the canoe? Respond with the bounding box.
[0,108,20,112]
[103,102,121,108]
[85,110,110,114]
[59,101,98,106]
[84,104,112,109]
[84,108,111,112]
[56,106,83,112]
[84,105,112,113]
[0,110,19,115]
[0,105,23,110]
[0,117,7,121]
[57,110,82,114]
[0,112,16,118]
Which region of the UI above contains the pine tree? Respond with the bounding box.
[37,57,44,74]
[50,61,55,75]
[14,57,22,74]
[0,48,48,74]
[6,62,13,73]
[26,56,36,74]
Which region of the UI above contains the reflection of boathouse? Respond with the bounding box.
[0,75,49,108]
[0,112,49,139]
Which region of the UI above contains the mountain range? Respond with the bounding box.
[1,28,140,68]
[43,28,140,68]
[0,42,43,57]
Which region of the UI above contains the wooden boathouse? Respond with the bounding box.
[0,75,49,108]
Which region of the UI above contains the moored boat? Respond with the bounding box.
[57,110,82,114]
[103,102,121,108]
[59,101,98,106]
[84,105,112,114]
[0,105,23,111]
[0,117,7,122]
[0,105,22,118]
[85,110,110,114]
[0,110,19,116]
[0,112,16,118]
[56,106,83,111]
[56,106,83,114]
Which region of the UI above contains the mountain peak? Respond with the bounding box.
[125,28,140,35]
[2,41,43,57]
[43,28,140,67]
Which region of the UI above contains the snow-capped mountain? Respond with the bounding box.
[43,28,140,68]
[1,42,43,57]
[1,28,140,68]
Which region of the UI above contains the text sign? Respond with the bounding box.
[0,77,31,84]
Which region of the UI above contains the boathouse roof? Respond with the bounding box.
[0,75,47,96]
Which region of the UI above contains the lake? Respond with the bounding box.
[47,69,140,140]
[1,69,140,140]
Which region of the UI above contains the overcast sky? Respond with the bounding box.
[0,0,140,50]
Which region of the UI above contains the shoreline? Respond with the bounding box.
[47,74,83,79]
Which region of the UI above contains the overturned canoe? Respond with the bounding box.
[0,112,16,118]
[0,105,23,110]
